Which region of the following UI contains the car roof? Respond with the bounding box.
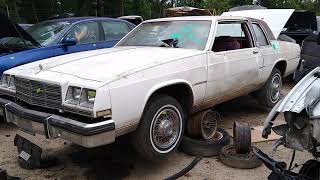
[144,16,249,23]
[42,17,130,24]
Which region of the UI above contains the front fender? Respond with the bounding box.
[143,79,194,107]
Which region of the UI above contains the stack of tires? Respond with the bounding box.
[220,121,262,169]
[180,110,230,157]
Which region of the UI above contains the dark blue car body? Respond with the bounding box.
[0,17,135,74]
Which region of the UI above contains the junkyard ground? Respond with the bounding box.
[0,81,314,180]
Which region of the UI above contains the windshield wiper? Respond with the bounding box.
[160,38,179,48]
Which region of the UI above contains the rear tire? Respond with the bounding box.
[131,95,185,161]
[256,68,282,108]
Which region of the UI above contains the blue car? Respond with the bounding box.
[0,14,135,74]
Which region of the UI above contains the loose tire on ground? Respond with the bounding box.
[233,121,251,154]
[131,95,185,161]
[179,129,230,157]
[220,145,262,169]
[255,68,282,108]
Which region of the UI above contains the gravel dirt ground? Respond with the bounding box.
[0,82,314,180]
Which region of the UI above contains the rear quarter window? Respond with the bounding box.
[252,23,269,46]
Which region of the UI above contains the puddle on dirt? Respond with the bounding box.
[68,137,136,180]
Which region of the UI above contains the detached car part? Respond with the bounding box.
[14,134,42,170]
[187,109,219,141]
[254,147,319,180]
[180,129,230,157]
[233,121,251,154]
[0,168,21,180]
[263,67,320,155]
[220,145,262,169]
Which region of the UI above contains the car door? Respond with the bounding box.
[251,22,274,83]
[100,21,132,48]
[54,21,101,56]
[205,20,263,103]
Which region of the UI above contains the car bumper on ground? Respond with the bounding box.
[0,98,115,148]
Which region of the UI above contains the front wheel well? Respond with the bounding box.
[274,61,287,76]
[146,83,194,115]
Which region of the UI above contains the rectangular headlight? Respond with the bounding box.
[80,89,96,108]
[65,86,81,105]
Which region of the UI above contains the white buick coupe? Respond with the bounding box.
[0,11,300,160]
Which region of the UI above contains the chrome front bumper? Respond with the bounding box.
[0,98,115,148]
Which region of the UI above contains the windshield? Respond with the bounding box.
[117,20,211,50]
[4,21,71,47]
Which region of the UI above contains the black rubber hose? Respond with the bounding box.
[288,150,296,170]
[164,157,202,180]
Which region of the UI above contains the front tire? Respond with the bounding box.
[256,68,282,108]
[132,95,185,161]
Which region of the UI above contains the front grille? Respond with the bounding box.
[15,77,62,110]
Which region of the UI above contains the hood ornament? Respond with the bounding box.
[39,64,44,71]
[36,64,44,74]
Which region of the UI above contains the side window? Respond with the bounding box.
[101,21,130,41]
[212,21,253,52]
[65,22,99,44]
[252,23,269,46]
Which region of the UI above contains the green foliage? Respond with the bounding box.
[2,0,320,23]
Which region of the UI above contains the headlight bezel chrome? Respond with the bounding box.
[8,75,15,90]
[0,74,16,91]
[79,89,96,109]
[65,86,82,105]
[65,86,96,109]
[0,74,10,88]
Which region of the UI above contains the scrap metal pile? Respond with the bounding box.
[255,68,320,180]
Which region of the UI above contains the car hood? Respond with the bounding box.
[0,12,40,47]
[10,46,203,83]
[222,9,295,39]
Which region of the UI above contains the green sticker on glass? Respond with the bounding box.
[271,41,280,51]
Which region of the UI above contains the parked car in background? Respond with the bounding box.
[281,10,317,45]
[0,14,300,161]
[118,15,143,25]
[19,24,33,29]
[0,13,135,74]
[294,32,320,82]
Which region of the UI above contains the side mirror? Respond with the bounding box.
[61,38,77,46]
[317,32,320,45]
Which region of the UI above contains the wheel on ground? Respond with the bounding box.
[131,95,185,161]
[187,109,219,140]
[255,68,282,108]
[233,121,251,154]
[220,145,262,169]
[180,129,230,157]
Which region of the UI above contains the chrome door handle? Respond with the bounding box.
[253,50,259,54]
